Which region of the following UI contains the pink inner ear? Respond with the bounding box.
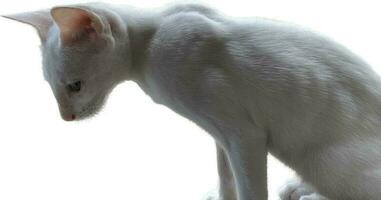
[52,8,98,44]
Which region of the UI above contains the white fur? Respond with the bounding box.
[4,2,381,200]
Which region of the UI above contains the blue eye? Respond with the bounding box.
[68,81,82,92]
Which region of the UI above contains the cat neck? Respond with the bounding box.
[120,8,160,82]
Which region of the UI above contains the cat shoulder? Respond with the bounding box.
[146,7,232,102]
[161,3,223,21]
[149,6,227,64]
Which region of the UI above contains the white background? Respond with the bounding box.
[0,1,380,200]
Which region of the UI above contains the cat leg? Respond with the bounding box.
[216,143,237,200]
[222,131,268,200]
[317,165,381,199]
[296,140,381,199]
[279,178,329,200]
[206,143,237,200]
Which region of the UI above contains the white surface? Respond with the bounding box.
[0,1,380,200]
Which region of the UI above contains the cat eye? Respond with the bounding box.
[68,81,82,93]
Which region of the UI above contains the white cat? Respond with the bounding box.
[4,2,381,200]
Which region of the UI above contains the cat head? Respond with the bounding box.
[4,4,130,121]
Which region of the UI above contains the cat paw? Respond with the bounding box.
[279,179,314,200]
[205,196,219,200]
[279,179,329,200]
[203,189,220,200]
[299,193,329,200]
[203,188,237,200]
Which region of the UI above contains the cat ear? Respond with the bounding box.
[51,7,105,45]
[2,10,53,42]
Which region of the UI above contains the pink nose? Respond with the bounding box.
[64,114,76,121]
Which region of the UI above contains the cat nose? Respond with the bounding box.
[64,114,76,121]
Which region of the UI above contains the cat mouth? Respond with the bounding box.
[75,94,107,120]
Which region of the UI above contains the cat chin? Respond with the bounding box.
[74,112,99,121]
[73,96,107,121]
[74,106,103,121]
[71,108,102,121]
